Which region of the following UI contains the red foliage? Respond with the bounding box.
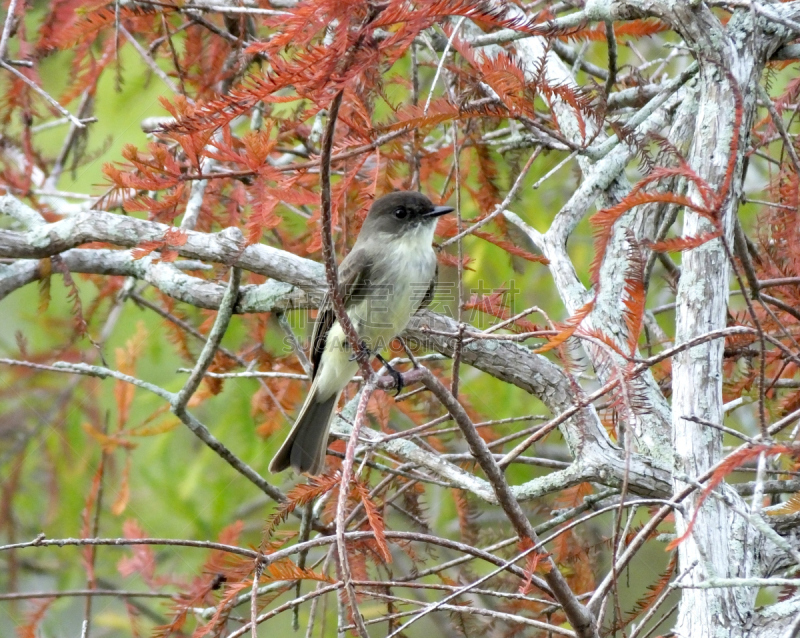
[155,522,250,637]
[667,444,800,551]
[534,298,595,354]
[353,479,391,563]
[4,1,800,634]
[16,598,56,638]
[262,472,341,543]
[131,228,190,262]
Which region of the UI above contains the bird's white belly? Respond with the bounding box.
[353,232,435,348]
[315,229,436,399]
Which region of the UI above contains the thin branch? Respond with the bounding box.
[451,121,464,398]
[440,146,541,248]
[335,384,375,638]
[416,367,597,638]
[0,589,172,601]
[531,149,578,190]
[758,277,800,289]
[131,291,291,425]
[351,580,551,604]
[176,369,311,381]
[172,267,241,411]
[682,415,755,444]
[0,358,174,400]
[357,590,577,636]
[318,89,370,378]
[384,536,553,638]
[277,312,312,376]
[587,394,800,616]
[0,352,288,504]
[0,0,20,59]
[3,529,559,581]
[43,90,93,191]
[182,3,290,16]
[0,534,259,558]
[0,60,85,128]
[604,20,617,97]
[762,293,800,324]
[627,562,698,638]
[733,215,761,297]
[224,584,344,638]
[498,326,759,469]
[175,407,288,504]
[424,17,466,114]
[587,62,698,161]
[250,561,261,638]
[757,84,800,181]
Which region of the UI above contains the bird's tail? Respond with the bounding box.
[269,377,340,475]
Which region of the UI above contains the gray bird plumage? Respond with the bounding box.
[269,191,453,475]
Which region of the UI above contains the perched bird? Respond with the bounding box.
[269,191,453,474]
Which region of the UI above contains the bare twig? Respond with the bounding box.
[0,589,172,601]
[277,312,312,376]
[440,146,541,248]
[175,369,311,381]
[173,267,241,411]
[250,561,261,638]
[416,367,598,638]
[224,584,344,638]
[531,149,578,189]
[357,589,577,636]
[319,87,371,638]
[318,89,371,378]
[604,21,617,97]
[424,17,466,114]
[0,534,259,557]
[627,562,697,638]
[0,60,85,127]
[182,3,290,16]
[0,0,20,59]
[81,423,108,638]
[334,384,375,638]
[1,349,288,505]
[451,121,464,398]
[498,326,760,467]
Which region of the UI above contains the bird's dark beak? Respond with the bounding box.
[425,205,455,218]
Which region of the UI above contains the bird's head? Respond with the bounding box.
[359,191,454,238]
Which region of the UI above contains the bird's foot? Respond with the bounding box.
[348,340,372,364]
[376,352,403,396]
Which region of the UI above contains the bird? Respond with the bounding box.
[269,191,454,475]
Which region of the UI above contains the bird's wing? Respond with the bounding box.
[417,262,438,311]
[310,248,373,376]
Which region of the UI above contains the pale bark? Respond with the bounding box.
[3,1,800,635]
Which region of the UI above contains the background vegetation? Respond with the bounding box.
[1,1,800,637]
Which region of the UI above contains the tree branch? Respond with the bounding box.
[417,367,598,638]
[172,266,241,411]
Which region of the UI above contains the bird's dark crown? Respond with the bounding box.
[360,191,453,235]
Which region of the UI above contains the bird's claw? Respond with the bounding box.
[388,366,404,396]
[349,340,371,363]
[375,352,403,396]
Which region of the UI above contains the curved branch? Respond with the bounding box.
[0,197,674,502]
[0,207,322,289]
[417,367,597,638]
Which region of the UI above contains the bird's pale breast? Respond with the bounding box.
[314,224,437,399]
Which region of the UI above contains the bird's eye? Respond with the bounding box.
[393,207,408,220]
